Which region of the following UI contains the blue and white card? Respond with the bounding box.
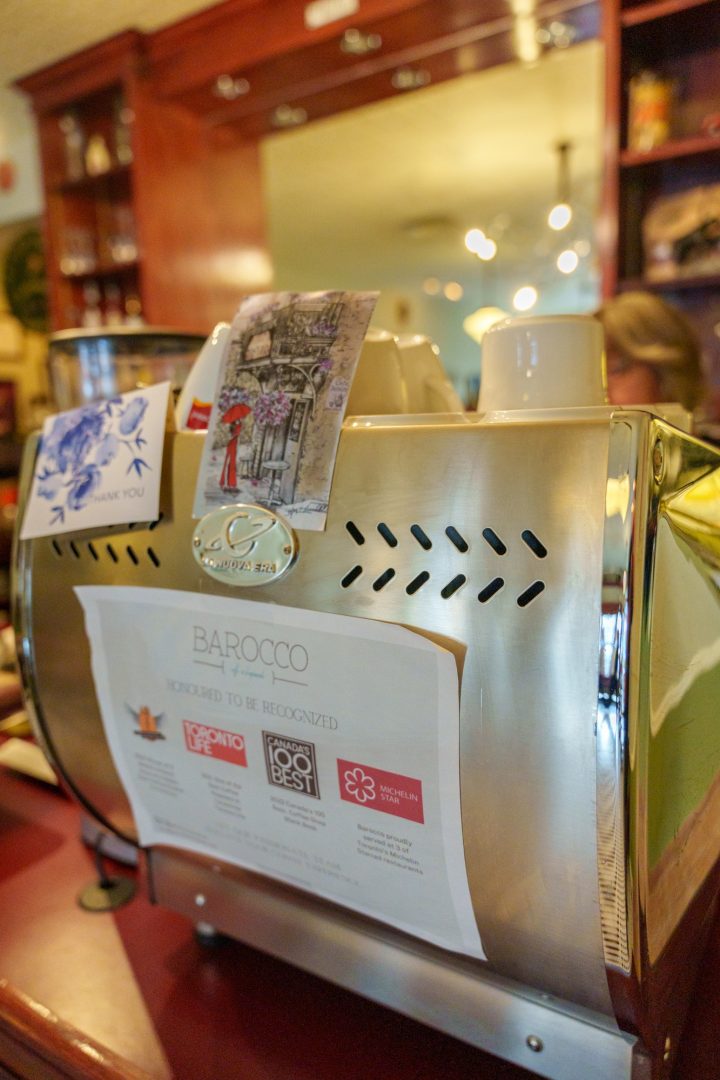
[20,382,170,539]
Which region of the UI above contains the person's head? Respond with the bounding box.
[596,291,703,410]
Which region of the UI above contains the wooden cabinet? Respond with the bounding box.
[17,30,267,335]
[602,0,720,362]
[18,35,145,332]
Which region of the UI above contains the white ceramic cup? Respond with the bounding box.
[346,327,408,415]
[478,314,607,412]
[396,333,465,413]
[174,321,231,429]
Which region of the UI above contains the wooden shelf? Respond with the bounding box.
[60,259,139,282]
[50,162,132,196]
[620,134,720,167]
[621,0,718,28]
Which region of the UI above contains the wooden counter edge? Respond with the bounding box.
[0,979,159,1080]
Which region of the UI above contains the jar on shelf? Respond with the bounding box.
[85,133,112,177]
[628,70,674,152]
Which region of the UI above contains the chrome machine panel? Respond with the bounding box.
[14,409,720,1078]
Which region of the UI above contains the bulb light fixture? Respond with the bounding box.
[513,285,538,311]
[548,140,573,231]
[465,228,497,261]
[557,248,579,274]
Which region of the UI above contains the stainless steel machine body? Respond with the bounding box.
[13,409,720,1079]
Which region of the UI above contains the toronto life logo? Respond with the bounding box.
[263,731,320,798]
[183,720,248,766]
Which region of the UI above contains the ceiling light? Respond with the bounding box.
[512,285,538,311]
[476,237,497,261]
[464,228,486,253]
[340,28,382,54]
[511,0,541,65]
[547,140,573,231]
[271,104,308,128]
[444,282,464,301]
[465,229,497,260]
[557,249,579,273]
[536,20,576,49]
[548,20,575,47]
[214,75,250,100]
[548,202,572,230]
[391,67,431,91]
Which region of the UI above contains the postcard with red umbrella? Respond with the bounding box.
[193,290,378,530]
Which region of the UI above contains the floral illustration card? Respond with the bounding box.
[192,290,378,530]
[20,381,170,539]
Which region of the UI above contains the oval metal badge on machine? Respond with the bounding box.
[192,504,298,587]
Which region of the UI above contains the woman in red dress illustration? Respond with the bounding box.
[219,402,252,491]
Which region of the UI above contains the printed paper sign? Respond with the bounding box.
[76,586,484,959]
[20,382,170,539]
[192,291,378,530]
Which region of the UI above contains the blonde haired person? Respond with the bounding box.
[596,291,704,412]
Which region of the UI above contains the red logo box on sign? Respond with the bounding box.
[337,758,424,824]
[183,720,247,766]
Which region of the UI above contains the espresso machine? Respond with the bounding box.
[12,319,720,1080]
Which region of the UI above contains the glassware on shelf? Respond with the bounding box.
[107,205,138,265]
[58,226,97,276]
[123,294,144,326]
[59,111,86,181]
[80,281,103,328]
[113,95,134,165]
[104,283,123,326]
[628,70,674,152]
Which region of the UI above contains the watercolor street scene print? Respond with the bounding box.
[20,381,170,539]
[193,291,378,530]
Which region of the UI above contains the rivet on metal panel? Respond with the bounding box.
[526,1035,544,1053]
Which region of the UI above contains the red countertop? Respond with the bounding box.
[0,765,718,1079]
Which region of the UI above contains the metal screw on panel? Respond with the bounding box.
[526,1035,544,1053]
[195,893,207,907]
[653,438,665,483]
[193,536,202,547]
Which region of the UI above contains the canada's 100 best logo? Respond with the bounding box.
[263,731,320,798]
